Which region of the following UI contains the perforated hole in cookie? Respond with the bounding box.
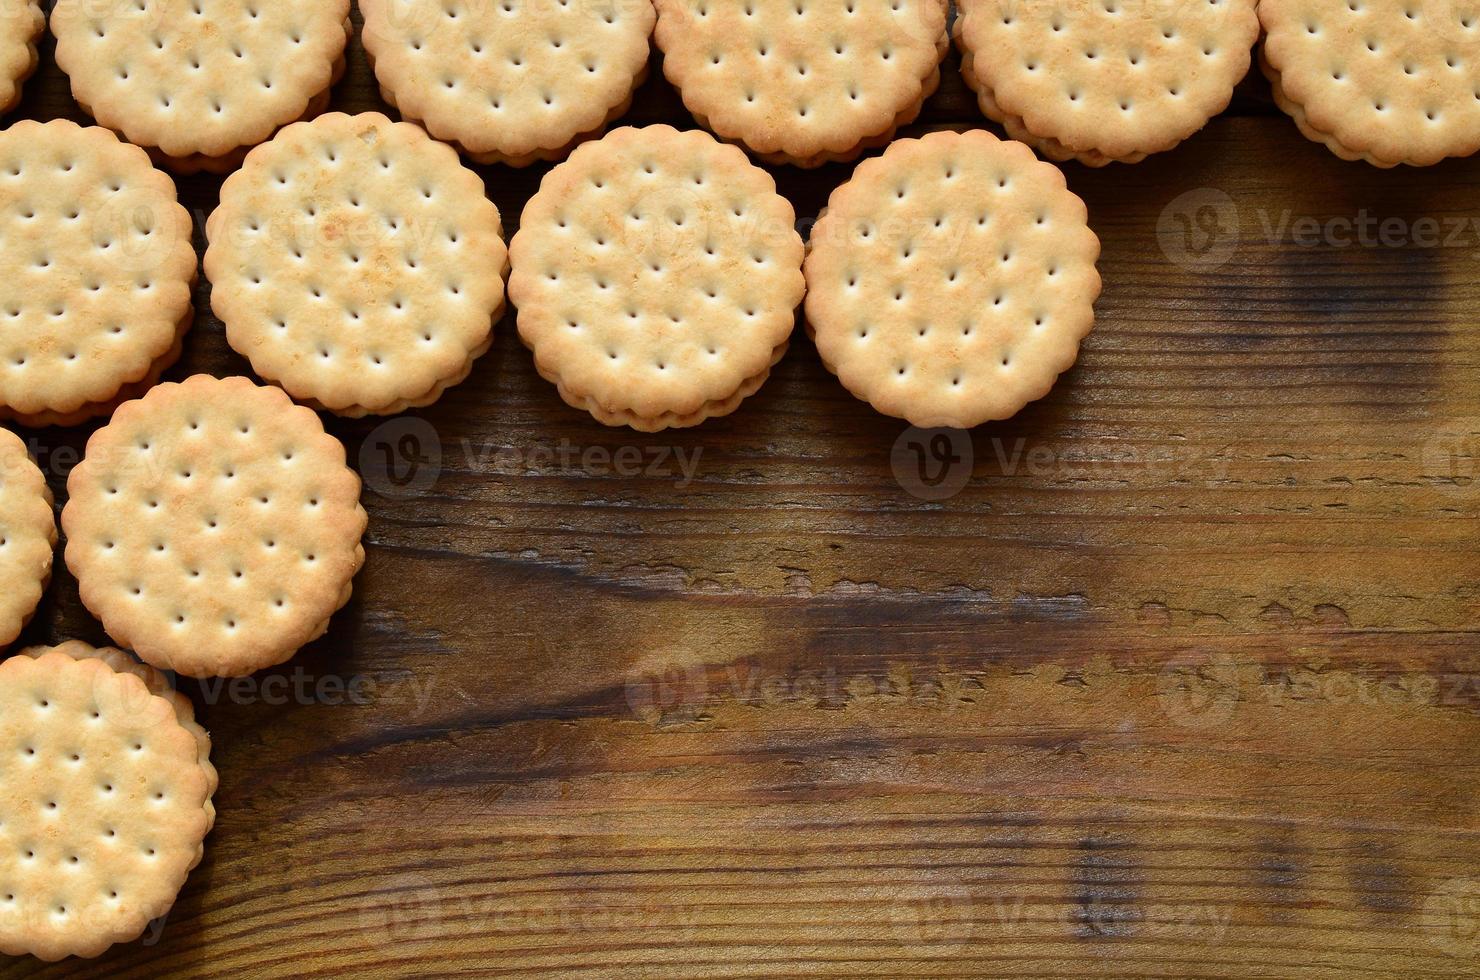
[205,114,505,414]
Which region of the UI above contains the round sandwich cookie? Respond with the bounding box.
[62,375,368,679]
[509,125,805,431]
[50,0,352,174]
[0,121,196,428]
[360,0,656,166]
[206,113,507,417]
[0,1,43,115]
[654,0,948,167]
[804,131,1100,429]
[0,649,213,961]
[955,0,1259,166]
[19,641,219,852]
[1261,0,1480,167]
[0,427,54,648]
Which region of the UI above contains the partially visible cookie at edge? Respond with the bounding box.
[19,641,219,842]
[50,0,351,174]
[955,0,1259,166]
[0,650,211,961]
[655,0,948,167]
[0,426,55,647]
[0,1,43,114]
[0,120,196,428]
[360,0,655,166]
[1260,0,1480,166]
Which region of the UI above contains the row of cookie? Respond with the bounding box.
[0,384,364,962]
[10,0,934,168]
[1,116,1099,431]
[7,0,1474,171]
[5,0,938,169]
[1,390,337,959]
[0,387,358,960]
[0,118,1097,956]
[965,0,1480,169]
[2,385,350,962]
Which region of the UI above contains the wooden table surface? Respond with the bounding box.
[5,6,1480,978]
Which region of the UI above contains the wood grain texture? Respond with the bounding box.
[4,9,1480,978]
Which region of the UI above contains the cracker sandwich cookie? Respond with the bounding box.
[955,0,1259,166]
[654,0,948,167]
[360,0,656,166]
[50,0,351,174]
[20,641,219,851]
[0,427,54,648]
[509,125,805,430]
[62,375,368,678]
[0,1,43,115]
[205,112,507,417]
[805,131,1100,428]
[0,648,213,961]
[1261,0,1480,166]
[0,121,196,428]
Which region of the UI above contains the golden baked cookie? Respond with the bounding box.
[509,125,805,430]
[62,375,368,678]
[956,0,1259,166]
[0,426,54,647]
[0,1,43,115]
[805,131,1101,427]
[1261,0,1480,166]
[655,0,948,166]
[0,650,212,961]
[51,0,351,173]
[205,112,507,417]
[19,641,218,848]
[0,120,196,428]
[361,0,655,165]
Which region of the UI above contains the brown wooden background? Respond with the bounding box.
[5,4,1480,977]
